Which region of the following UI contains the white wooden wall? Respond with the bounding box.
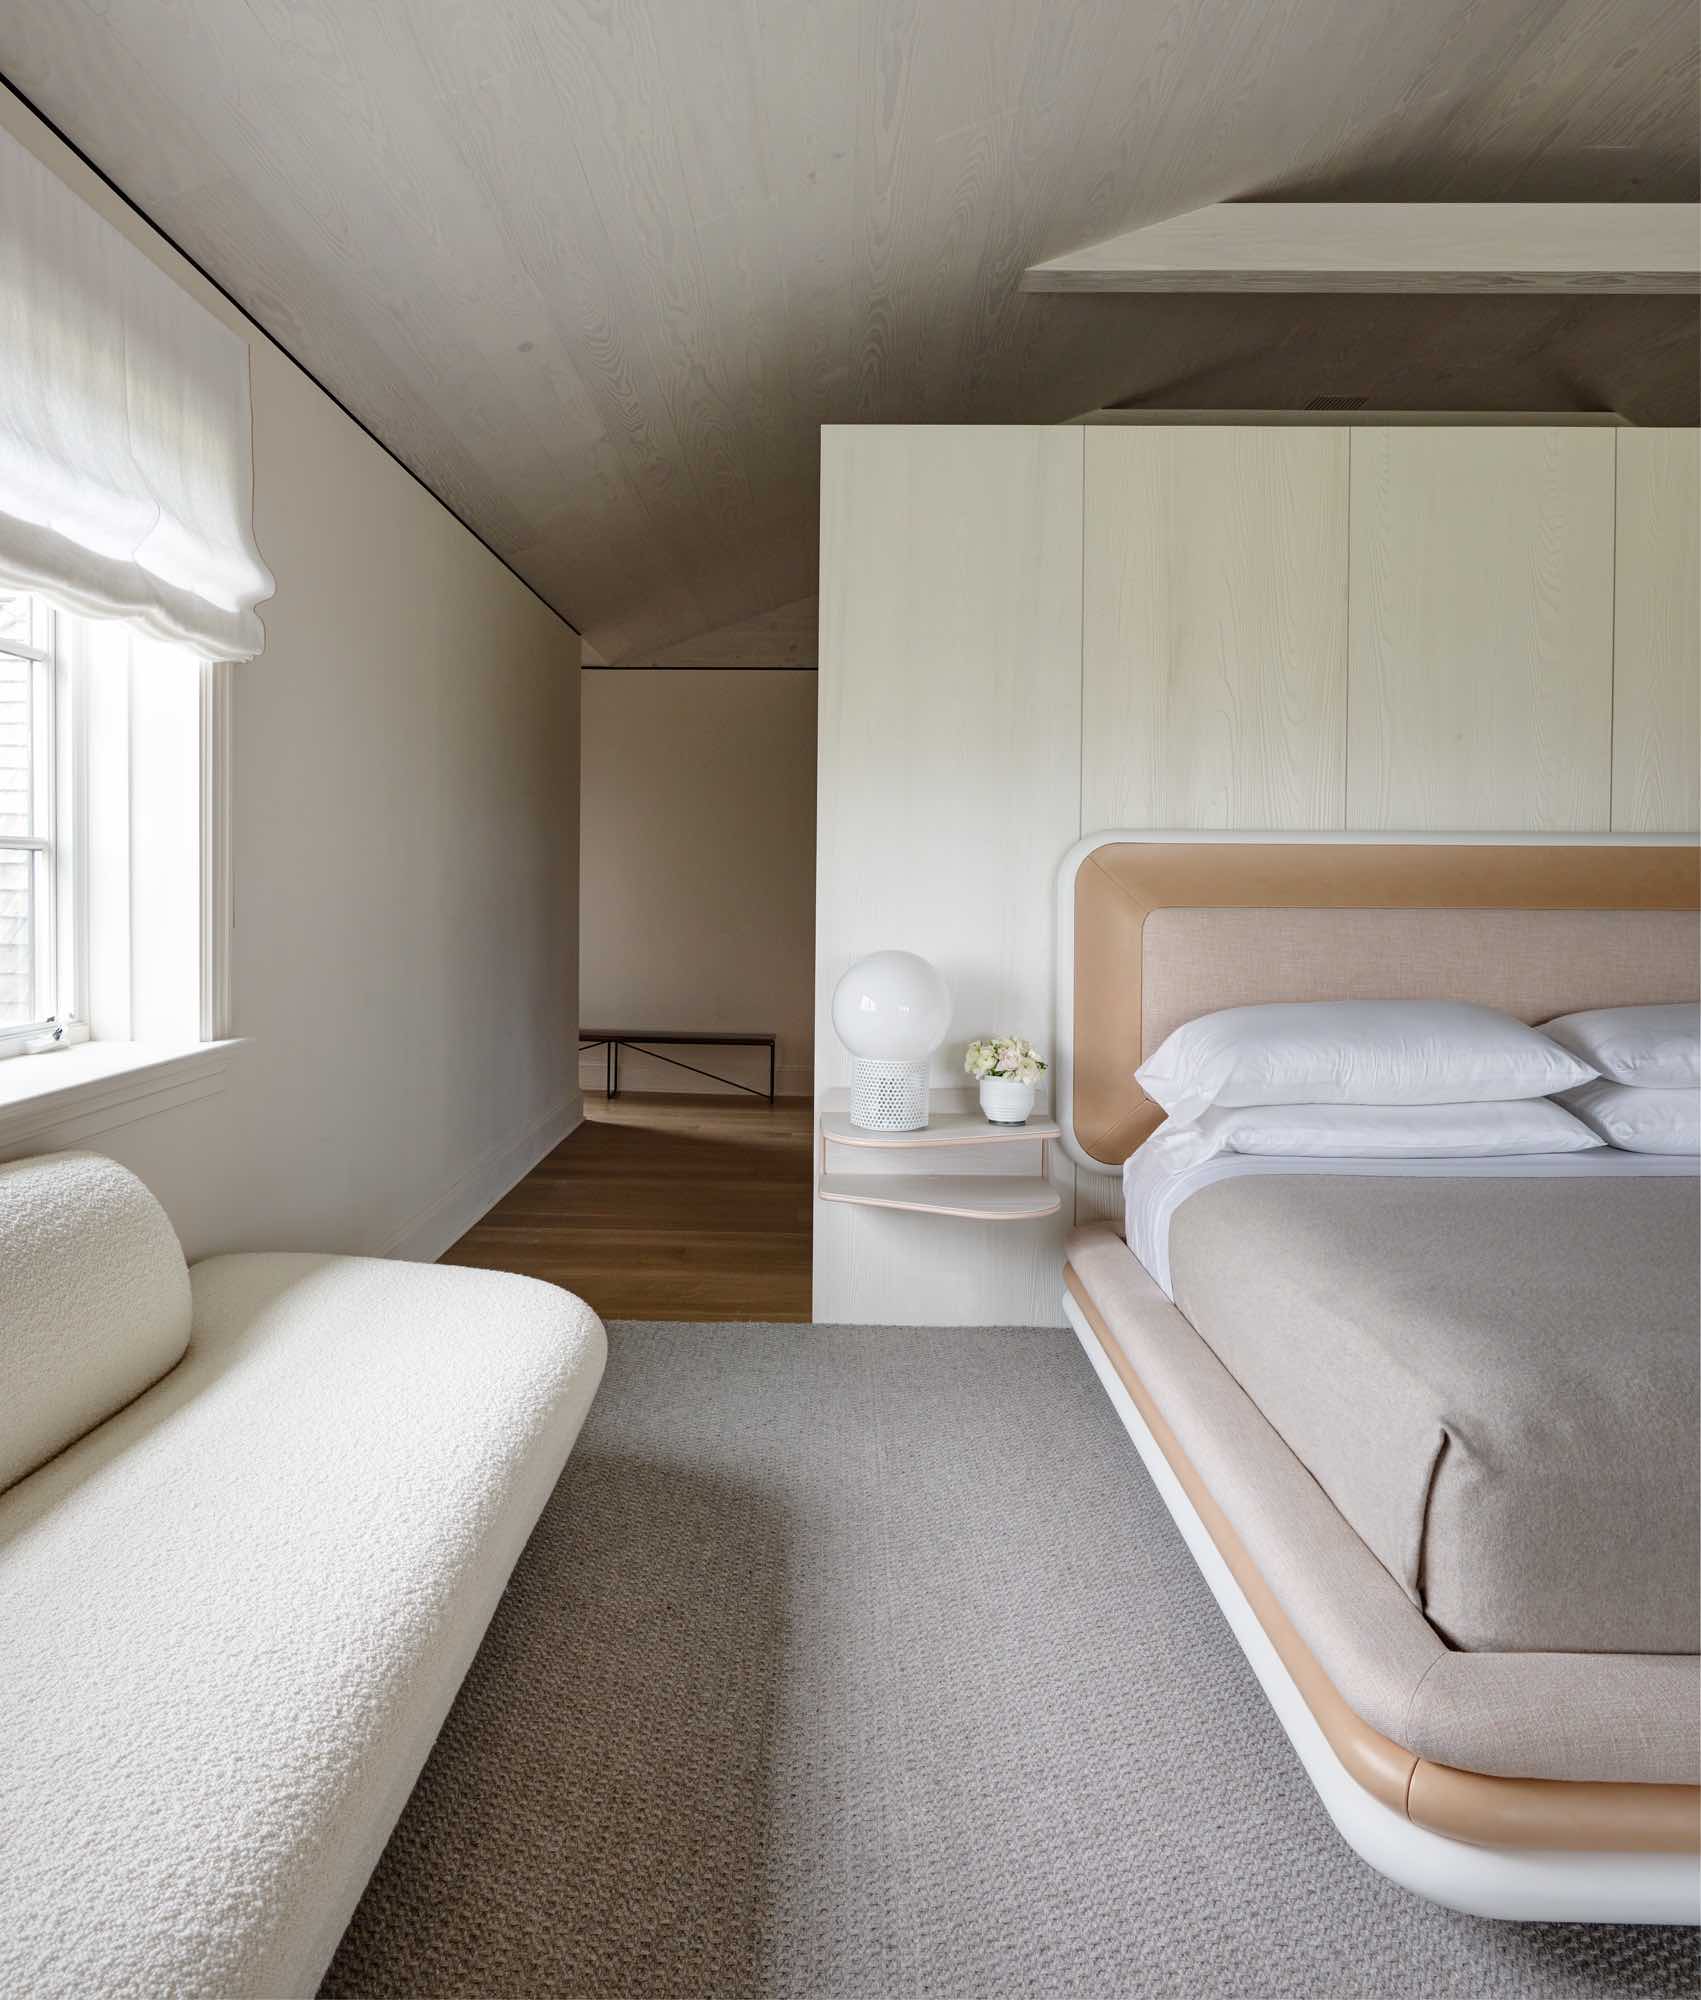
[1082,427,1348,831]
[814,427,1083,1326]
[816,423,1701,1323]
[1346,428,1615,831]
[1613,430,1701,834]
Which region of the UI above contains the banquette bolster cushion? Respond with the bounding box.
[0,1150,607,2000]
[0,1149,192,1492]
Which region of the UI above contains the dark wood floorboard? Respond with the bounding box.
[441,1091,813,1322]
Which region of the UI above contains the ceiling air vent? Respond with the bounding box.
[1305,394,1369,410]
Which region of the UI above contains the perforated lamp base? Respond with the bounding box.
[848,1057,930,1132]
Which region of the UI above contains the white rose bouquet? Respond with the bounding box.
[964,1035,1047,1086]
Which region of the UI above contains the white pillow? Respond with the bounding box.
[1558,1079,1700,1155]
[1540,1003,1700,1090]
[1136,1000,1596,1125]
[1145,1098,1603,1175]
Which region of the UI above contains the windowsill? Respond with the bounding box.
[0,1038,244,1152]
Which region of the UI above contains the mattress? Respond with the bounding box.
[1158,1170,1699,1656]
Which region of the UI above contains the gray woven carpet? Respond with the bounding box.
[322,1322,1698,1999]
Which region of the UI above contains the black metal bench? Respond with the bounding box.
[579,1029,777,1104]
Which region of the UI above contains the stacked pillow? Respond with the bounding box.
[1542,1004,1701,1155]
[1135,1000,1602,1171]
[1134,998,1701,1169]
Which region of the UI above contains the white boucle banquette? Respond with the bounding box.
[0,1150,606,2000]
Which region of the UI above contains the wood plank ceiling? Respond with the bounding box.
[2,1,1695,663]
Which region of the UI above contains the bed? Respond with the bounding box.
[1052,833,1701,1925]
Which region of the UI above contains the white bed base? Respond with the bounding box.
[1062,1288,1701,1927]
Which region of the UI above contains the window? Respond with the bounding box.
[0,588,216,1069]
[0,116,259,1125]
[0,591,78,1056]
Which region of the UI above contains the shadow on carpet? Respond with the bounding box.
[322,1321,1699,2000]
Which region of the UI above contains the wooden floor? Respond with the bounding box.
[442,1091,814,1322]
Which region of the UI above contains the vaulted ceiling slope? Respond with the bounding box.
[3,2,1695,663]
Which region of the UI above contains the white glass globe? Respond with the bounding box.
[831,951,951,1061]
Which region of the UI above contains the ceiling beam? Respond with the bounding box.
[1022,204,1701,295]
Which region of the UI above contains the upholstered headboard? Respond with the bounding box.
[1055,834,1701,1173]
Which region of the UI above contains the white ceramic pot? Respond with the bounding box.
[979,1076,1035,1126]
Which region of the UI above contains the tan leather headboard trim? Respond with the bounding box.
[1073,842,1701,1168]
[1064,1264,1701,1855]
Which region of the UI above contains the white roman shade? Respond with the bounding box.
[0,124,273,661]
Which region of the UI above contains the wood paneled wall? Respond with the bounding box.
[1346,428,1615,830]
[1613,431,1701,834]
[816,422,1700,1324]
[814,427,1083,1327]
[1083,428,1348,831]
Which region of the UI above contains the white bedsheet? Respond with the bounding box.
[1122,1147,1701,1300]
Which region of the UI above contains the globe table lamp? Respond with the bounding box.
[831,950,952,1132]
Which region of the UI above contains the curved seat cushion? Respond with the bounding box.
[0,1150,191,1493]
[0,1251,606,2000]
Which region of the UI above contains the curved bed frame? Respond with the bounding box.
[1053,831,1701,1925]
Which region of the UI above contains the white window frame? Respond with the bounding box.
[200,657,233,1044]
[0,596,87,1059]
[0,594,234,1066]
[0,598,240,1152]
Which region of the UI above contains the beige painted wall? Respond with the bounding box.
[580,670,815,1097]
[0,90,581,1261]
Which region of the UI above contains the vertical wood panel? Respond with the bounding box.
[814,426,1082,1326]
[1074,1171,1124,1230]
[1082,427,1348,830]
[1347,427,1615,830]
[1613,429,1700,833]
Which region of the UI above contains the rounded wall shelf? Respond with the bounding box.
[817,1106,1062,1221]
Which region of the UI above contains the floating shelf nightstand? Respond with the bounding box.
[817,1110,1063,1221]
